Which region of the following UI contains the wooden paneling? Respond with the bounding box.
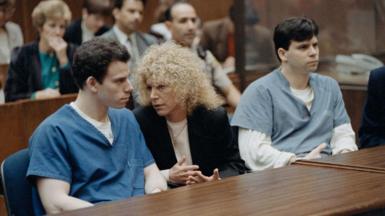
[9,1,385,56]
[0,101,25,162]
[189,0,232,22]
[12,0,232,43]
[341,88,367,143]
[0,198,5,216]
[0,65,8,91]
[12,0,83,43]
[0,94,76,216]
[248,0,384,57]
[0,94,76,163]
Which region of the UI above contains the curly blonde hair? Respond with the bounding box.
[136,42,223,115]
[32,0,71,29]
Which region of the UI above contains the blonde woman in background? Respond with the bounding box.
[5,0,78,102]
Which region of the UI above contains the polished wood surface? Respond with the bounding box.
[310,145,385,169]
[57,165,385,216]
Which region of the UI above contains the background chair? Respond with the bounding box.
[1,148,43,216]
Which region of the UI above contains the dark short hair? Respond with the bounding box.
[273,17,319,61]
[83,0,112,16]
[0,0,14,7]
[164,1,189,21]
[72,38,130,89]
[112,0,146,9]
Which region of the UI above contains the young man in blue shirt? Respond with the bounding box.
[232,17,358,171]
[27,38,167,214]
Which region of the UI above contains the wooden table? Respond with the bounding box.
[57,165,385,216]
[298,145,385,170]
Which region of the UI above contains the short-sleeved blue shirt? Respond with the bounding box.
[231,69,350,156]
[27,105,154,203]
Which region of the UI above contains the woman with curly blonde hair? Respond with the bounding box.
[134,42,246,187]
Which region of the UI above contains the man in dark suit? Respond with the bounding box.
[63,0,111,46]
[359,66,385,148]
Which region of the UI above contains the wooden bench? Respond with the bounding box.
[0,94,77,163]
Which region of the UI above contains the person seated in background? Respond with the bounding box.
[5,0,78,102]
[0,0,23,103]
[0,0,23,64]
[200,1,277,69]
[27,38,167,214]
[102,0,158,108]
[164,2,241,109]
[231,17,358,171]
[149,0,175,41]
[134,42,247,187]
[359,66,385,148]
[102,0,157,73]
[64,0,111,46]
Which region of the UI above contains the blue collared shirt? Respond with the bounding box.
[232,68,350,156]
[27,105,154,204]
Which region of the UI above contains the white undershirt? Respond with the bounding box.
[0,29,7,104]
[160,119,191,181]
[0,31,10,64]
[0,89,4,104]
[70,102,114,145]
[167,119,191,164]
[290,86,314,110]
[239,88,358,171]
[81,20,94,43]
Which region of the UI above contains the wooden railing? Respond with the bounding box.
[0,94,77,163]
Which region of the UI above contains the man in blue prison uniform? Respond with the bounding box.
[231,17,358,171]
[27,38,167,214]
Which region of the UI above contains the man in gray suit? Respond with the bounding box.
[101,0,157,72]
[101,0,157,107]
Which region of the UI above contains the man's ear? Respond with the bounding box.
[82,8,88,18]
[277,48,287,62]
[165,20,172,30]
[112,8,120,20]
[85,76,99,93]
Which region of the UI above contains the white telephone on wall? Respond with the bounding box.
[335,54,383,75]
